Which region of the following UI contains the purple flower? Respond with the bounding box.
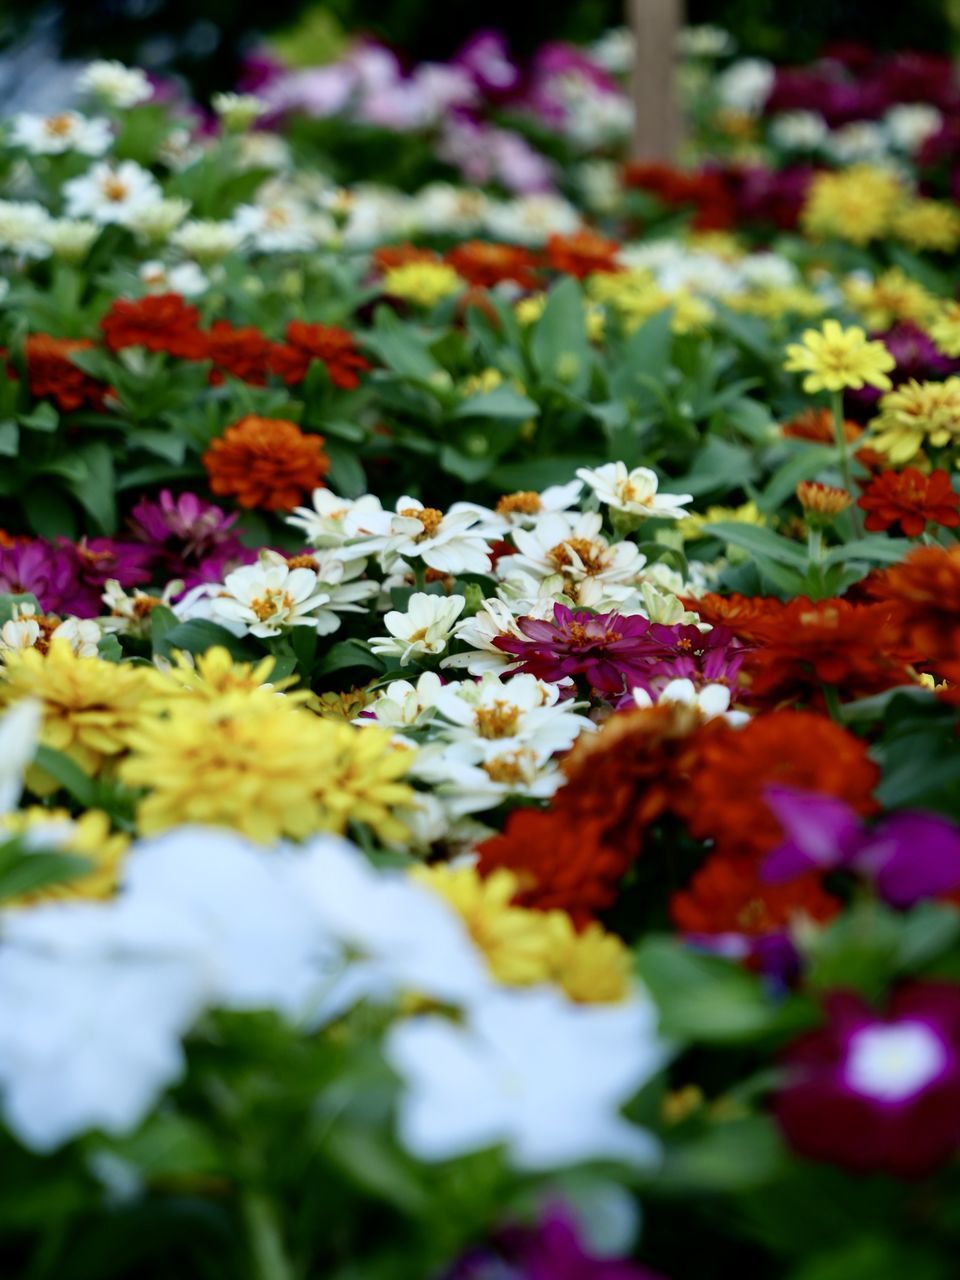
[845,323,960,418]
[58,538,153,618]
[493,604,672,697]
[0,540,75,613]
[646,623,746,689]
[762,787,960,908]
[452,31,521,99]
[447,1204,665,1280]
[775,982,960,1177]
[128,490,252,590]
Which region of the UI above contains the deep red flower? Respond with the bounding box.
[870,544,960,663]
[101,293,208,359]
[270,322,370,389]
[858,467,960,537]
[24,335,104,411]
[775,982,960,1178]
[205,320,276,386]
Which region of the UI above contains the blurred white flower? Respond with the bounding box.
[0,699,41,813]
[170,218,243,263]
[63,161,162,227]
[769,111,828,152]
[139,259,208,297]
[0,200,52,257]
[42,218,100,263]
[78,60,153,109]
[632,678,749,725]
[386,986,668,1169]
[9,111,111,156]
[885,103,943,153]
[577,463,693,520]
[715,58,773,115]
[211,92,267,131]
[370,592,466,663]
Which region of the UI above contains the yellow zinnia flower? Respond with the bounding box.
[412,864,630,1003]
[0,807,128,906]
[892,199,960,254]
[867,377,960,464]
[843,267,939,332]
[153,646,305,704]
[121,691,413,846]
[0,641,152,794]
[800,165,903,246]
[928,302,960,359]
[678,500,767,541]
[783,319,895,394]
[382,262,461,307]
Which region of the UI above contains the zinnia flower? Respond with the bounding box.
[205,319,276,385]
[0,540,75,613]
[202,415,330,511]
[858,467,960,536]
[546,229,621,278]
[774,982,960,1177]
[270,321,370,389]
[0,807,128,906]
[382,262,462,307]
[24,335,104,411]
[1,640,152,793]
[121,693,413,845]
[445,240,539,290]
[871,544,960,662]
[128,489,251,587]
[493,603,672,697]
[101,292,208,359]
[866,377,960,463]
[784,320,895,394]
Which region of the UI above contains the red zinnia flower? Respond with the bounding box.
[372,244,439,273]
[545,230,621,279]
[24,334,104,411]
[871,544,960,663]
[858,467,960,537]
[101,293,208,359]
[206,320,276,386]
[679,710,879,859]
[445,240,539,290]
[270,322,370,389]
[670,847,840,937]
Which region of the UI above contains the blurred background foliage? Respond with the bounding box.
[0,0,957,102]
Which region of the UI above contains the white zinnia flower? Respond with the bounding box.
[232,200,319,253]
[41,218,100,263]
[0,200,52,258]
[363,671,444,730]
[370,592,466,663]
[769,111,828,152]
[139,260,208,297]
[507,511,646,588]
[0,698,42,812]
[210,558,336,639]
[351,497,498,576]
[577,463,692,520]
[211,92,267,131]
[9,111,112,156]
[63,161,162,227]
[78,60,153,108]
[125,196,192,242]
[431,671,592,764]
[884,103,942,153]
[715,58,774,116]
[483,194,580,246]
[386,986,668,1170]
[171,218,244,263]
[632,678,749,725]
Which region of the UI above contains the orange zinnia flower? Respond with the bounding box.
[545,230,621,278]
[101,293,208,359]
[24,334,104,411]
[670,846,841,937]
[739,597,910,706]
[372,244,439,273]
[680,710,879,859]
[858,468,960,537]
[202,416,330,511]
[781,406,861,444]
[446,240,539,289]
[270,322,370,389]
[871,544,960,663]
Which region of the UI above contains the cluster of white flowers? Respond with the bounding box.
[0,826,669,1163]
[769,103,943,161]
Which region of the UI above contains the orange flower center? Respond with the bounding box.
[548,537,606,575]
[400,506,444,539]
[286,554,318,570]
[44,113,75,137]
[101,177,130,202]
[250,589,294,621]
[474,701,521,739]
[496,491,542,517]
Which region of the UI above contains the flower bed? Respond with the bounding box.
[1,31,960,1280]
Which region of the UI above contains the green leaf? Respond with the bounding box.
[155,619,253,662]
[0,845,93,901]
[63,442,117,534]
[675,437,758,497]
[760,444,837,512]
[609,310,673,400]
[366,308,441,381]
[659,1117,787,1192]
[325,442,367,498]
[822,537,913,567]
[530,277,589,390]
[33,745,97,808]
[636,936,813,1044]
[315,639,384,677]
[0,420,19,455]
[18,402,58,432]
[452,385,539,422]
[703,522,808,568]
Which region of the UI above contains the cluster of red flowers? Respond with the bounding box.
[374,233,623,289]
[478,705,877,942]
[622,162,736,230]
[100,293,370,390]
[858,468,960,537]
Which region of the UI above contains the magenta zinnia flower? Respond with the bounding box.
[128,489,252,589]
[762,787,960,908]
[775,982,960,1177]
[493,603,671,696]
[447,1203,665,1279]
[58,537,153,617]
[0,540,75,613]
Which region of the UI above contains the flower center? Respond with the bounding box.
[101,177,130,202]
[286,554,318,570]
[474,701,521,739]
[548,537,606,575]
[496,491,542,517]
[44,113,75,137]
[250,588,294,621]
[845,1021,948,1102]
[483,751,533,785]
[400,506,444,539]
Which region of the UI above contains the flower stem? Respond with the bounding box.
[830,391,852,497]
[821,681,844,724]
[242,1190,296,1280]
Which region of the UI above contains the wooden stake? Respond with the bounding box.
[629,0,684,161]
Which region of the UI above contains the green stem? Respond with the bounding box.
[821,681,844,724]
[830,391,852,497]
[242,1190,296,1280]
[806,526,824,564]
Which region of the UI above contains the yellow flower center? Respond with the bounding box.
[548,537,606,575]
[474,701,521,739]
[400,506,444,539]
[250,589,294,621]
[496,491,542,517]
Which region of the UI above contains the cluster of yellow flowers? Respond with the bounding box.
[866,378,960,464]
[586,270,715,335]
[801,166,960,251]
[0,643,415,862]
[413,864,631,1005]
